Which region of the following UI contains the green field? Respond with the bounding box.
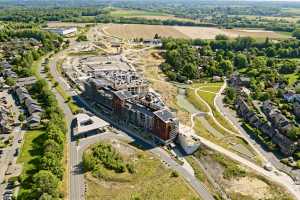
[17,130,45,179]
[85,140,200,200]
[110,9,167,17]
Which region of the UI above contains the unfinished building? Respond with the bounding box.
[84,69,179,143]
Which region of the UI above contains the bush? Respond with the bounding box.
[76,35,88,42]
[86,143,127,174]
[126,163,135,174]
[171,171,179,177]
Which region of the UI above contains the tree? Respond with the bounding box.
[18,113,25,122]
[293,28,300,40]
[225,87,236,100]
[43,139,63,158]
[279,61,297,74]
[76,35,88,42]
[219,60,233,76]
[39,193,58,200]
[5,77,16,86]
[295,85,300,94]
[288,127,300,140]
[54,82,59,88]
[39,152,63,180]
[32,170,59,198]
[266,47,276,57]
[252,56,267,68]
[234,53,248,68]
[171,170,179,177]
[215,34,229,40]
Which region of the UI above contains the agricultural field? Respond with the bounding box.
[110,9,168,17]
[104,24,289,40]
[110,8,200,22]
[84,139,199,200]
[104,24,188,39]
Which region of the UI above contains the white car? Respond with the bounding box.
[263,163,273,171]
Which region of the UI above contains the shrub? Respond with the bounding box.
[126,163,135,174]
[171,171,179,177]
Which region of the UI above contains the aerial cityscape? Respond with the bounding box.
[1,0,300,200]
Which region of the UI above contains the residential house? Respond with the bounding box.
[236,97,299,155]
[14,86,43,128]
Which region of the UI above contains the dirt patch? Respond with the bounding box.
[110,139,136,158]
[131,49,191,125]
[104,24,189,39]
[227,177,272,199]
[174,26,287,39]
[104,24,287,40]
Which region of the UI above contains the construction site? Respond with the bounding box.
[60,31,200,151]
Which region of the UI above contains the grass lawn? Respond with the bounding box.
[85,141,200,200]
[186,87,209,112]
[17,130,47,200]
[199,86,221,93]
[197,89,237,133]
[17,130,46,179]
[30,54,51,79]
[197,90,215,109]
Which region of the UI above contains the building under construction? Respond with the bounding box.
[84,69,179,143]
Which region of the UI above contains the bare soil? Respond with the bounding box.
[105,24,288,39]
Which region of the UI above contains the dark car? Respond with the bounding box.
[14,148,19,157]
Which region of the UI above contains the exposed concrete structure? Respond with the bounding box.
[46,27,77,36]
[73,113,109,138]
[178,124,201,154]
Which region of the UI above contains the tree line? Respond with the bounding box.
[18,80,66,200]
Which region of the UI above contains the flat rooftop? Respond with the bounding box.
[74,113,109,135]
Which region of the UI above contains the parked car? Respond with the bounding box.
[263,163,273,171]
[14,148,19,157]
[4,190,13,195]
